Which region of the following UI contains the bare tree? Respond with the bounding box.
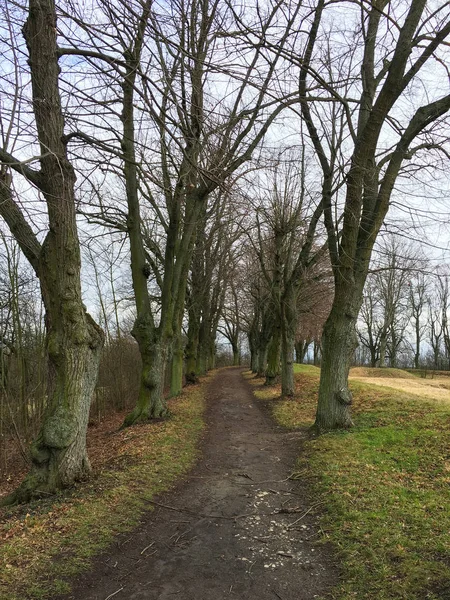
[56,0,303,424]
[0,0,104,503]
[409,271,428,370]
[291,0,450,430]
[357,236,428,369]
[428,273,445,369]
[247,154,328,394]
[358,277,382,368]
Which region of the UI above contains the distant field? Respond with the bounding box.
[350,366,415,379]
[349,368,450,405]
[293,364,450,404]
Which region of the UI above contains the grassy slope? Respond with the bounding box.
[0,377,210,600]
[246,366,450,600]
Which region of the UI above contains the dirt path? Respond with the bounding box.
[57,368,338,600]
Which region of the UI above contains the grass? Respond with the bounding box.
[0,376,211,600]
[349,366,415,379]
[245,367,450,600]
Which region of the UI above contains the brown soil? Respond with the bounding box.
[54,368,339,600]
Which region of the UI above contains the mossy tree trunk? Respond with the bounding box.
[313,340,321,366]
[257,345,268,378]
[314,287,360,432]
[196,315,210,376]
[250,347,259,372]
[265,324,281,386]
[169,267,192,396]
[295,339,310,364]
[280,295,296,396]
[185,300,201,384]
[248,314,259,372]
[0,0,104,504]
[170,332,185,396]
[122,332,169,426]
[119,6,170,425]
[256,308,274,377]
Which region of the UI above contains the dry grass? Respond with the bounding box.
[350,367,415,379]
[350,375,450,404]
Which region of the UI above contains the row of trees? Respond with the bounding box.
[0,0,449,503]
[358,237,450,371]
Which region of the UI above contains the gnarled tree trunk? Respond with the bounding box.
[0,0,105,503]
[314,288,359,432]
[123,328,169,426]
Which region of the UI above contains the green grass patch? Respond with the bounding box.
[246,367,450,599]
[0,375,211,600]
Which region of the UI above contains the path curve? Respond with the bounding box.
[57,368,338,600]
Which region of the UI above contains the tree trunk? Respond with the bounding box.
[250,347,259,372]
[256,313,273,377]
[170,333,184,396]
[265,326,281,386]
[197,316,210,375]
[379,330,387,367]
[313,339,321,366]
[281,330,295,396]
[185,308,200,384]
[232,343,240,366]
[370,346,377,368]
[314,300,358,432]
[0,0,105,504]
[14,313,103,502]
[257,344,268,377]
[295,340,309,364]
[208,336,216,370]
[281,299,296,396]
[123,332,169,426]
[414,317,420,369]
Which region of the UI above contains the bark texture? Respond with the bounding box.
[314,300,357,432]
[265,326,281,386]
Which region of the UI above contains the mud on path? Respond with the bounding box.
[57,368,338,600]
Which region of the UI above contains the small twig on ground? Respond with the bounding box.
[276,506,302,514]
[237,472,253,480]
[145,499,256,520]
[252,535,271,543]
[104,587,124,600]
[288,471,308,480]
[140,542,155,555]
[169,519,191,523]
[248,559,257,575]
[235,474,294,486]
[287,501,326,528]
